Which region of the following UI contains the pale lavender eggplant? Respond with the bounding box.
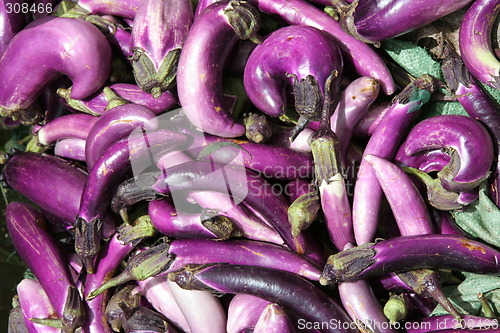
[82,235,135,333]
[138,277,191,333]
[406,315,499,333]
[160,239,322,280]
[0,0,27,55]
[130,0,193,97]
[59,84,178,116]
[334,0,473,44]
[76,0,140,19]
[176,1,261,137]
[167,279,227,333]
[402,115,494,192]
[459,0,500,89]
[85,104,158,169]
[270,126,314,152]
[32,113,98,146]
[321,234,500,284]
[353,102,391,138]
[0,17,111,124]
[55,138,87,161]
[76,129,189,272]
[352,75,439,245]
[243,25,343,119]
[17,279,60,333]
[227,295,271,333]
[168,264,358,333]
[253,303,296,333]
[246,0,395,95]
[6,202,85,332]
[330,77,380,161]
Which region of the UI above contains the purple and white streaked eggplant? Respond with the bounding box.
[167,279,227,333]
[352,75,439,245]
[332,0,473,44]
[84,103,158,169]
[168,264,358,333]
[442,47,500,207]
[17,279,60,333]
[320,234,500,285]
[58,84,178,116]
[246,0,395,95]
[138,277,191,332]
[176,1,261,137]
[406,315,500,333]
[253,303,296,333]
[0,0,27,56]
[130,0,193,98]
[401,115,494,192]
[54,138,87,161]
[73,0,140,19]
[6,202,85,332]
[227,294,271,333]
[0,16,111,124]
[243,24,343,134]
[459,0,500,89]
[76,129,189,273]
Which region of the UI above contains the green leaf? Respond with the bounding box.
[382,39,444,81]
[197,141,252,160]
[451,185,500,248]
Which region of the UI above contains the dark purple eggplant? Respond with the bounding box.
[0,17,111,124]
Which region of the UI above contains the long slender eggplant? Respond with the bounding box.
[176,1,261,137]
[168,264,358,333]
[55,138,87,161]
[0,17,111,124]
[85,104,158,169]
[246,0,395,95]
[459,0,500,89]
[227,295,271,333]
[76,129,189,273]
[130,0,193,97]
[243,24,343,134]
[442,48,500,207]
[401,115,494,192]
[0,0,27,55]
[72,0,140,19]
[253,303,295,333]
[332,0,472,44]
[352,75,439,245]
[352,102,391,138]
[58,84,178,116]
[321,234,500,284]
[6,202,85,333]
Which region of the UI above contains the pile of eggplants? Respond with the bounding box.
[2,0,500,332]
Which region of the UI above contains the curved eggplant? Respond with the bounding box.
[0,16,111,124]
[0,0,27,55]
[55,138,87,161]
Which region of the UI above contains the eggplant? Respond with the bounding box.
[168,264,358,333]
[352,102,391,138]
[247,0,395,95]
[321,234,500,284]
[55,138,87,161]
[459,0,500,89]
[227,295,271,333]
[6,202,85,332]
[105,286,142,332]
[352,75,439,245]
[0,17,111,124]
[253,303,296,333]
[243,24,343,134]
[130,0,193,97]
[401,115,494,192]
[74,0,140,19]
[286,179,314,202]
[177,0,261,137]
[0,0,27,55]
[332,0,472,44]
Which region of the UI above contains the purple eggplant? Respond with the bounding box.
[321,234,500,284]
[130,0,193,97]
[332,0,472,44]
[85,103,158,169]
[168,264,358,333]
[253,303,295,333]
[243,24,343,134]
[352,75,439,245]
[0,0,27,55]
[59,84,178,116]
[0,17,111,124]
[353,102,391,138]
[247,0,395,95]
[176,1,261,137]
[459,0,500,89]
[286,179,314,202]
[74,0,140,19]
[227,295,271,333]
[55,138,87,161]
[401,115,494,192]
[432,210,466,236]
[6,202,85,332]
[395,148,451,173]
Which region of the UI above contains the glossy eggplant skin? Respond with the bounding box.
[0,17,111,124]
[0,0,27,55]
[77,0,140,19]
